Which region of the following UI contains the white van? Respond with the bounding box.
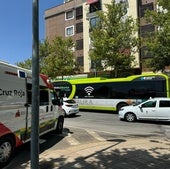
[0,61,64,167]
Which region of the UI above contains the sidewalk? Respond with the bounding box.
[12,136,170,169]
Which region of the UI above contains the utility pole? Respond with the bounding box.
[31,0,39,168]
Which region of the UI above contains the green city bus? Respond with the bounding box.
[52,73,170,112]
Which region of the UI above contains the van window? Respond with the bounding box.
[27,84,49,105]
[40,86,49,105]
[27,83,32,104]
[159,101,170,107]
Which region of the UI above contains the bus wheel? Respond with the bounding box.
[125,112,136,122]
[117,102,128,112]
[56,117,64,134]
[0,136,14,168]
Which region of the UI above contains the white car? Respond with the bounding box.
[62,98,79,116]
[118,98,170,122]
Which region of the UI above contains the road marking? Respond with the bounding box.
[66,133,80,145]
[65,125,127,136]
[85,129,106,141]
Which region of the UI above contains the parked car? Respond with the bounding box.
[62,98,79,116]
[118,98,170,122]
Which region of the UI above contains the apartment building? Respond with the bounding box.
[45,0,85,72]
[138,0,157,71]
[45,0,154,73]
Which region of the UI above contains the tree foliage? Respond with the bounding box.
[16,58,32,70]
[89,0,139,77]
[144,0,170,72]
[17,36,79,79]
[40,36,79,78]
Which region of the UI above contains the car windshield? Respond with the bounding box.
[133,99,150,106]
[141,100,156,108]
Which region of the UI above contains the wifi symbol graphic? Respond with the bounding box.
[84,86,94,96]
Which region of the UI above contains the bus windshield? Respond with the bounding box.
[53,81,72,98]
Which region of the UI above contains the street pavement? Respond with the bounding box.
[5,128,170,169]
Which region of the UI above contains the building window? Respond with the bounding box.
[76,22,83,33]
[90,17,99,29]
[76,39,83,50]
[76,6,83,19]
[139,3,154,18]
[89,1,101,13]
[65,26,74,37]
[77,56,84,66]
[65,10,74,20]
[140,46,153,59]
[140,24,155,37]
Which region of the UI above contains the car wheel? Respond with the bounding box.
[125,112,136,122]
[56,117,64,134]
[0,136,14,168]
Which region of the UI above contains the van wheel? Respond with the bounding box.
[0,136,14,168]
[56,117,64,134]
[125,112,136,122]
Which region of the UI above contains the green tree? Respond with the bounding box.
[144,0,170,72]
[16,58,32,70]
[40,36,79,79]
[89,0,139,77]
[17,36,79,78]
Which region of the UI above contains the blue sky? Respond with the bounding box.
[0,0,63,64]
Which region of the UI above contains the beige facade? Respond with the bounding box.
[45,0,146,73]
[128,0,140,68]
[138,0,157,71]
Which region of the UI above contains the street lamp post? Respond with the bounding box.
[31,0,39,168]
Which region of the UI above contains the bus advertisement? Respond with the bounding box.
[52,73,170,112]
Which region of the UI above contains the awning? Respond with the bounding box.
[86,0,99,5]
